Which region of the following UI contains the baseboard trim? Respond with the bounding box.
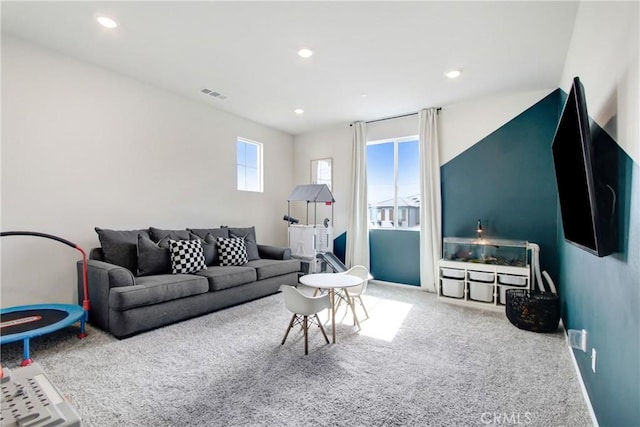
[563,321,599,426]
[370,279,422,289]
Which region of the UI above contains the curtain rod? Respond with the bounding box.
[350,108,441,126]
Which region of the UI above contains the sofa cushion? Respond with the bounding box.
[109,274,209,311]
[95,228,150,273]
[188,227,229,241]
[137,235,171,276]
[257,244,292,260]
[225,226,260,260]
[216,237,248,266]
[245,259,301,281]
[169,239,207,274]
[149,227,193,242]
[147,228,216,266]
[195,266,257,291]
[89,247,105,261]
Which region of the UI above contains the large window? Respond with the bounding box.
[367,136,420,229]
[237,138,263,192]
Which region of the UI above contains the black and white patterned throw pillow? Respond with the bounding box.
[168,239,207,274]
[216,237,248,266]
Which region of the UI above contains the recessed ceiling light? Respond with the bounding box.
[361,93,368,98]
[97,16,118,29]
[294,108,304,115]
[444,69,462,79]
[297,49,313,58]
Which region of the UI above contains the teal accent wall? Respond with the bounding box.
[441,91,562,279]
[558,139,639,425]
[360,86,638,424]
[440,88,639,423]
[336,230,420,285]
[369,230,420,286]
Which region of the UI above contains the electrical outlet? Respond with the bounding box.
[591,348,597,373]
[567,329,588,352]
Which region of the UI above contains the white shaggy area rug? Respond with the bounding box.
[1,283,591,426]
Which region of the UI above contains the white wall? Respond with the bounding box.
[439,89,555,164]
[366,115,419,142]
[1,36,294,307]
[560,1,639,163]
[292,89,554,237]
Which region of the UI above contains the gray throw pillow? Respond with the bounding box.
[137,235,171,276]
[189,229,228,265]
[225,226,259,261]
[95,228,150,273]
[202,234,220,266]
[188,234,217,266]
[149,227,193,242]
[188,227,229,240]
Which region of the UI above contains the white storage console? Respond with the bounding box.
[438,238,531,310]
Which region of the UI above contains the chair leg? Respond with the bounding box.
[358,296,370,321]
[316,314,329,343]
[281,313,297,345]
[303,315,309,355]
[343,289,361,330]
[335,296,343,312]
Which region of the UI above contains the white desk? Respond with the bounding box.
[298,273,363,343]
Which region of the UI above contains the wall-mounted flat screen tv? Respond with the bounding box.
[551,76,617,257]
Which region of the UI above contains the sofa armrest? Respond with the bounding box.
[77,259,135,333]
[257,244,292,260]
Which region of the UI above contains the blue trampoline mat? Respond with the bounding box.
[0,303,86,344]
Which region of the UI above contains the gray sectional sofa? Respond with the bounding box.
[77,226,300,338]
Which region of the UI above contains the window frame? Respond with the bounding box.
[236,137,263,192]
[367,135,420,230]
[310,158,332,190]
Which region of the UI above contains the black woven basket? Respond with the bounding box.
[505,289,560,333]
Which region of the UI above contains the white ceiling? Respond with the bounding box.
[1,1,579,136]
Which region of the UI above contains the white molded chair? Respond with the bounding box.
[336,265,373,321]
[280,285,331,355]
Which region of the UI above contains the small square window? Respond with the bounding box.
[311,158,332,190]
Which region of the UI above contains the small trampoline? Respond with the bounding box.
[0,231,90,366]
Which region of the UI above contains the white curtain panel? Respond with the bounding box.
[419,109,442,292]
[346,121,370,269]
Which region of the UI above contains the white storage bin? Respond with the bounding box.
[468,270,494,283]
[469,281,494,302]
[498,274,527,286]
[441,268,465,279]
[441,278,464,298]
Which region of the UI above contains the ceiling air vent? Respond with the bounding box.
[200,88,229,101]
